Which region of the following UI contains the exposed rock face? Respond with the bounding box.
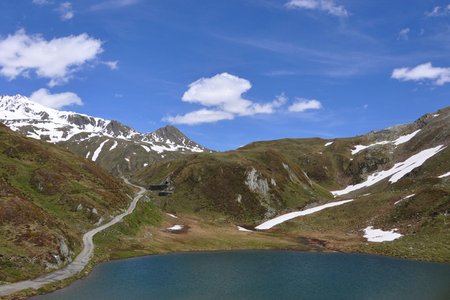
[244,168,276,218]
[245,168,269,195]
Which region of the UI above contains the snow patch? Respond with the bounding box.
[141,145,151,152]
[393,130,421,146]
[109,141,118,151]
[167,225,184,231]
[352,141,390,155]
[351,130,421,155]
[438,172,450,179]
[167,213,178,219]
[236,194,242,203]
[363,226,402,242]
[324,142,334,147]
[394,194,415,205]
[255,199,354,230]
[332,145,446,196]
[237,226,252,232]
[91,139,109,161]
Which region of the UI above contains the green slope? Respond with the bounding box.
[0,123,131,283]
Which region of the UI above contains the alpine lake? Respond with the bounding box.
[33,251,450,300]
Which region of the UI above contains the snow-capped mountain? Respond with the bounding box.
[0,95,139,142]
[0,95,209,174]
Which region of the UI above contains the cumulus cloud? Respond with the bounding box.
[397,28,410,40]
[288,99,322,112]
[286,0,348,17]
[57,2,74,20]
[391,62,450,85]
[0,30,103,86]
[164,73,287,125]
[426,5,450,17]
[90,0,140,11]
[30,88,83,109]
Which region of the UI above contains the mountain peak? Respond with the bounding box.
[152,125,186,139]
[145,125,207,154]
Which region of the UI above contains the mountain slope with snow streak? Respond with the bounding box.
[255,199,354,230]
[332,145,446,196]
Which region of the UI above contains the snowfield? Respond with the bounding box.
[332,145,446,196]
[352,141,390,155]
[393,130,421,146]
[255,199,354,230]
[324,141,334,147]
[363,226,403,242]
[91,139,109,161]
[141,145,151,152]
[351,129,421,155]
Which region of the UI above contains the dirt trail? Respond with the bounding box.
[0,178,146,297]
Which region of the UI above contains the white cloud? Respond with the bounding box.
[164,109,234,125]
[426,5,450,17]
[90,0,140,11]
[288,99,322,112]
[286,0,348,17]
[32,0,50,5]
[0,30,103,86]
[392,62,450,85]
[165,73,287,125]
[102,60,119,70]
[250,94,287,114]
[397,28,410,40]
[30,88,83,109]
[181,72,252,115]
[57,2,74,20]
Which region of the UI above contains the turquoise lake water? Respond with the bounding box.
[33,251,450,300]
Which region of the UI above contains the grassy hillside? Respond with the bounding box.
[130,107,450,261]
[0,123,132,283]
[134,149,331,223]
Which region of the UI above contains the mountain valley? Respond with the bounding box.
[0,96,449,298]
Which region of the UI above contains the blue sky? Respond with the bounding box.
[0,0,449,150]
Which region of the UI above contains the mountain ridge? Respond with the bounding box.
[0,95,210,174]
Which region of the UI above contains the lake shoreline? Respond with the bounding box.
[31,250,450,300]
[5,245,450,300]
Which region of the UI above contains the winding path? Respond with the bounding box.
[0,178,146,297]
